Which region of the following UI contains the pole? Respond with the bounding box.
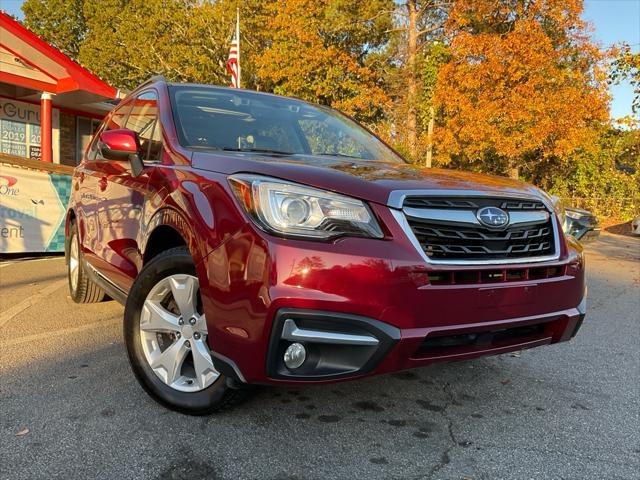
[40,92,53,163]
[236,7,241,89]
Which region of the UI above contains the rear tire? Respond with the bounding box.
[124,246,245,414]
[67,221,105,304]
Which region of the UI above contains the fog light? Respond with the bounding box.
[283,342,306,369]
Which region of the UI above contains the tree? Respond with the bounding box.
[77,0,249,89]
[609,43,640,118]
[386,1,450,162]
[254,0,394,124]
[22,0,87,60]
[549,127,639,219]
[435,0,609,178]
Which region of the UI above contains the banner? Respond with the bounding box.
[0,164,71,253]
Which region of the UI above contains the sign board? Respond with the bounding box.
[0,98,59,163]
[0,164,70,253]
[29,145,41,160]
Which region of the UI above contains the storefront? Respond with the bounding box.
[0,12,120,253]
[0,12,120,166]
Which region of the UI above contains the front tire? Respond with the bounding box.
[67,221,105,303]
[124,247,243,414]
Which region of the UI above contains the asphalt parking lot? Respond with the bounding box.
[1,233,638,480]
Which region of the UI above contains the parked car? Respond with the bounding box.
[563,207,600,242]
[632,216,640,236]
[65,77,587,414]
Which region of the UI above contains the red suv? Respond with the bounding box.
[66,77,586,414]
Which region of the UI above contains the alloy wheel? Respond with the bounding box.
[139,274,219,392]
[69,235,79,292]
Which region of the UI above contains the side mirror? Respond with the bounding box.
[98,129,145,176]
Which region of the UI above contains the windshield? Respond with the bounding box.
[168,86,403,163]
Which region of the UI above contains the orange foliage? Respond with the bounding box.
[253,0,390,123]
[435,0,609,171]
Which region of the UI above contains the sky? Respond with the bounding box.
[583,0,639,119]
[2,0,639,119]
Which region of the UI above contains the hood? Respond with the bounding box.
[191,151,548,207]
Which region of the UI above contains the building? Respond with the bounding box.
[0,12,119,165]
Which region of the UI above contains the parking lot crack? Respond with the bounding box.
[426,382,458,480]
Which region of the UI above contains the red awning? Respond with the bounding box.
[0,12,116,100]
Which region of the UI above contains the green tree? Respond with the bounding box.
[78,0,243,89]
[387,1,451,162]
[609,43,640,119]
[22,0,87,60]
[549,127,639,219]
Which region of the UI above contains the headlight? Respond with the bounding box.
[228,174,384,240]
[565,209,585,220]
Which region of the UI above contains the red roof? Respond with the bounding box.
[0,12,116,99]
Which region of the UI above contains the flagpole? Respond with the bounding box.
[236,7,241,89]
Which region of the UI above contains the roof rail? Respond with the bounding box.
[148,75,167,84]
[129,75,167,94]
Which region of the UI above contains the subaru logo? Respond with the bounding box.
[476,206,509,228]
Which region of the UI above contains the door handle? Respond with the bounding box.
[98,177,108,192]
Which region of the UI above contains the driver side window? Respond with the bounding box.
[126,91,162,162]
[87,101,132,161]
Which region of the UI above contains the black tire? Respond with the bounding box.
[124,246,244,415]
[67,221,105,304]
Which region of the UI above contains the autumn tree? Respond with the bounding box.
[435,0,609,178]
[254,0,394,124]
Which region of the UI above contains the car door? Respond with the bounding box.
[91,90,162,292]
[76,101,133,269]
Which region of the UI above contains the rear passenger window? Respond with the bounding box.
[126,91,162,162]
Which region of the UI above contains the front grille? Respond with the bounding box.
[403,196,557,262]
[404,197,546,211]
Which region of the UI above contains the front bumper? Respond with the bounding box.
[199,206,587,385]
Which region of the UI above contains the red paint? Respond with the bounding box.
[0,175,18,187]
[67,78,586,385]
[40,94,52,163]
[0,12,117,99]
[99,129,140,153]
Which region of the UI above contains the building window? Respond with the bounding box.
[0,118,41,159]
[76,116,102,164]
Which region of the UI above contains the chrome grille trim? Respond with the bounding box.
[403,207,549,227]
[387,189,554,209]
[387,190,561,266]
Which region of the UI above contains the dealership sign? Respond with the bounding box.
[0,98,60,163]
[0,164,70,253]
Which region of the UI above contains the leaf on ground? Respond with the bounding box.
[15,428,29,437]
[501,379,511,385]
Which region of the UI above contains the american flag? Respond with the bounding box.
[226,11,240,88]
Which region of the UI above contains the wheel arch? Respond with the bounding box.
[143,224,187,264]
[142,208,207,266]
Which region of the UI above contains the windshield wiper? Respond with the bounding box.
[316,152,363,159]
[223,147,294,155]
